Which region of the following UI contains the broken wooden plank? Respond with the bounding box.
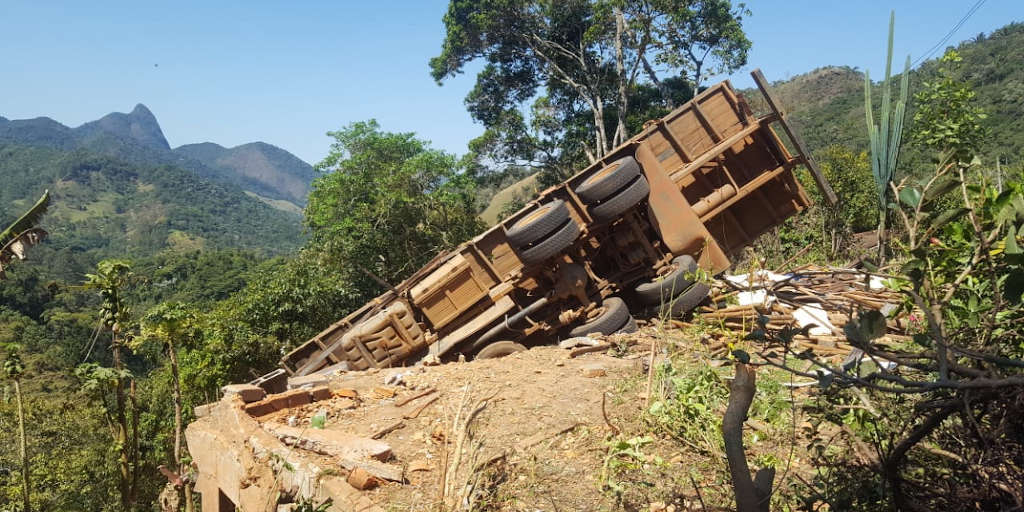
[403,395,439,419]
[340,459,404,483]
[265,423,391,460]
[395,387,436,407]
[369,420,405,440]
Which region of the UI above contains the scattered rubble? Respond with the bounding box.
[683,267,906,360]
[187,266,908,511]
[186,343,647,510]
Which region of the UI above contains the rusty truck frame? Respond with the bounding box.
[278,70,835,378]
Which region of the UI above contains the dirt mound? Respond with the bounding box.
[263,339,652,510]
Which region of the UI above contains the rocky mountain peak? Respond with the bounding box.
[81,103,171,150]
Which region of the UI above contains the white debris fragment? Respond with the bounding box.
[869,275,887,290]
[558,336,601,349]
[792,303,835,336]
[725,270,791,288]
[385,372,407,386]
[735,289,774,307]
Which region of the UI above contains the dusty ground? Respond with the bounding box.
[249,321,836,511]
[257,334,647,510]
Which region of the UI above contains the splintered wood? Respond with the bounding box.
[676,267,909,358]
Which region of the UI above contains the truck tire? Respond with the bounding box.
[569,297,632,337]
[518,217,580,264]
[589,175,650,222]
[505,199,570,248]
[634,255,699,305]
[617,315,638,334]
[664,282,711,317]
[575,156,642,204]
[476,341,528,359]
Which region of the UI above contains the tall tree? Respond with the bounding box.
[80,259,140,512]
[305,121,483,302]
[911,49,989,163]
[430,0,750,165]
[2,354,30,512]
[140,302,197,512]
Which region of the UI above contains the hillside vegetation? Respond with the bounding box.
[754,22,1024,167]
[0,13,1022,512]
[0,144,302,281]
[0,103,314,207]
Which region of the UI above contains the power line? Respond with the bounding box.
[911,0,988,67]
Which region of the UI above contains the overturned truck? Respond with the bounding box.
[280,70,836,378]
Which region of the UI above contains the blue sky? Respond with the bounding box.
[1,1,1020,165]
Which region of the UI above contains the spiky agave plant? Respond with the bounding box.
[864,11,910,261]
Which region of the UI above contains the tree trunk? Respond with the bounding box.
[184,485,195,512]
[168,343,195,512]
[641,54,673,108]
[595,95,610,158]
[723,363,772,512]
[14,378,31,512]
[589,102,604,163]
[613,8,629,147]
[882,403,958,510]
[113,334,132,512]
[130,378,140,508]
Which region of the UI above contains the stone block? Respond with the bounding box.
[194,402,215,419]
[287,373,328,390]
[222,383,266,403]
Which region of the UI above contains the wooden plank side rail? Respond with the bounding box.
[750,69,838,206]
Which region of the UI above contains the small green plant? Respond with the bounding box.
[600,435,660,496]
[911,49,988,162]
[646,362,728,454]
[289,497,331,512]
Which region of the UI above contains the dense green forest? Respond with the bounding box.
[0,104,314,209]
[0,144,302,281]
[1,10,1022,511]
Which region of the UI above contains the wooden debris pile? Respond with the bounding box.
[675,267,912,358]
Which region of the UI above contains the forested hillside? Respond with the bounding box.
[756,22,1023,167]
[0,144,302,281]
[174,141,314,206]
[0,104,315,207]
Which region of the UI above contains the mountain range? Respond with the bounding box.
[0,104,315,208]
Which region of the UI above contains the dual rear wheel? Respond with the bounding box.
[575,156,650,222]
[633,255,710,316]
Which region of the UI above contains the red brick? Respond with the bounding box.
[346,467,378,490]
[266,394,290,411]
[243,401,277,417]
[333,388,359,399]
[280,389,311,408]
[310,386,332,402]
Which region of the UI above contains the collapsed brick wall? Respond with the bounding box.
[186,386,382,512]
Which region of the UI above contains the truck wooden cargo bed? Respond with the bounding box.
[278,70,834,378]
